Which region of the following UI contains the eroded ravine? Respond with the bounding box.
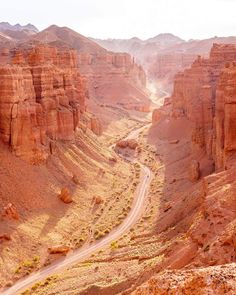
[2,124,152,295]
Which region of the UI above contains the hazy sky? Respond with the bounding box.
[1,0,236,40]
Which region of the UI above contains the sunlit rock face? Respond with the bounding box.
[31,25,151,112]
[133,264,236,295]
[77,51,150,111]
[170,44,236,169]
[0,44,87,163]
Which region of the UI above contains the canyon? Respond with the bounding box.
[0,22,235,295]
[95,35,236,93]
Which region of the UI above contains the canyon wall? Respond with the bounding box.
[170,44,236,169]
[77,51,149,111]
[136,42,236,295]
[147,53,197,91]
[31,25,150,112]
[0,44,87,163]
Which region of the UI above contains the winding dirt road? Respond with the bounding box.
[2,125,152,295]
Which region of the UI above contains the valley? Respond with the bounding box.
[0,17,235,295]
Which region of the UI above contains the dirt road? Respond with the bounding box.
[2,125,152,295]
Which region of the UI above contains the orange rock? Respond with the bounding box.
[0,234,11,243]
[109,156,117,163]
[3,203,19,220]
[169,139,179,144]
[48,246,70,255]
[116,139,138,150]
[0,44,87,163]
[133,264,236,295]
[128,139,138,150]
[152,109,162,123]
[170,44,236,169]
[58,187,73,204]
[116,140,128,149]
[189,160,201,182]
[72,175,80,185]
[93,196,104,205]
[90,116,102,135]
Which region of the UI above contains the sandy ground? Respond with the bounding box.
[0,109,145,289]
[21,111,235,295]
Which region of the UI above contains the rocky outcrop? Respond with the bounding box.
[58,187,73,204]
[0,44,87,163]
[31,25,151,112]
[189,160,201,182]
[133,264,236,295]
[116,139,138,150]
[78,51,150,111]
[135,43,236,295]
[0,234,11,243]
[171,44,236,169]
[148,53,197,88]
[48,246,70,255]
[3,203,19,220]
[214,65,236,169]
[152,109,162,123]
[90,116,102,136]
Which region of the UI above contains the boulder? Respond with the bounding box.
[48,246,70,255]
[116,139,138,150]
[3,203,19,220]
[0,234,11,243]
[58,187,73,204]
[93,196,104,205]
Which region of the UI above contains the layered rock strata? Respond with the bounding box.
[31,25,151,111]
[0,44,87,163]
[170,44,236,169]
[78,52,149,111]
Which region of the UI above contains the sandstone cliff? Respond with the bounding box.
[95,35,236,92]
[171,44,236,169]
[31,26,150,112]
[0,44,87,163]
[141,44,236,294]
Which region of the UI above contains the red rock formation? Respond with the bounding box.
[0,44,87,163]
[31,25,151,112]
[116,139,138,150]
[78,51,150,111]
[137,43,236,295]
[0,234,11,243]
[90,116,102,136]
[58,187,73,204]
[170,44,236,169]
[93,196,104,205]
[133,264,236,295]
[148,53,197,89]
[48,246,70,255]
[189,160,201,182]
[3,203,19,220]
[214,65,236,169]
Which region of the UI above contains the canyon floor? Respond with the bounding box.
[0,96,154,293]
[1,90,236,295]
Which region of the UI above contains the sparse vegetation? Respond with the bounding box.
[110,241,119,250]
[14,256,40,276]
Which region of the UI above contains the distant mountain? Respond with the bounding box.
[93,33,183,53]
[32,25,106,54]
[146,33,183,45]
[0,22,38,32]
